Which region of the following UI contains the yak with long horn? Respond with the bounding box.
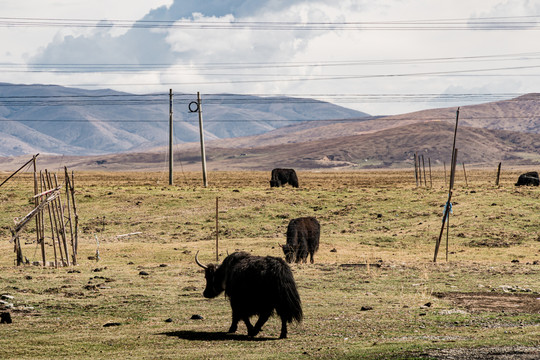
[195,250,302,339]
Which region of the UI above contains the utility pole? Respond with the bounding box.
[197,92,208,187]
[169,89,173,186]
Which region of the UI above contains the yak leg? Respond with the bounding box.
[242,317,254,336]
[250,311,272,337]
[309,252,314,264]
[279,318,288,339]
[228,312,240,333]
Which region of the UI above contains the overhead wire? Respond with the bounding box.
[2,51,540,73]
[1,15,540,30]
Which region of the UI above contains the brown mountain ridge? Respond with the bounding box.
[1,94,540,171]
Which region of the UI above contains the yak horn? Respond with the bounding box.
[195,251,208,269]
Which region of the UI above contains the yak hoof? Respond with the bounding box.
[248,329,260,337]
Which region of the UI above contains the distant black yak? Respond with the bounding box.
[270,168,299,188]
[195,251,303,339]
[515,171,539,186]
[281,217,320,264]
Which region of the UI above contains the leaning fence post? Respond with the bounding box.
[434,107,460,262]
[495,162,502,187]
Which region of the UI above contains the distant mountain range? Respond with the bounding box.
[0,83,368,156]
[1,86,539,171]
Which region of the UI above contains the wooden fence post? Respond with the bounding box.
[414,153,419,187]
[418,153,423,186]
[495,162,502,187]
[434,107,460,262]
[422,155,427,187]
[462,163,468,187]
[444,162,447,187]
[428,158,432,188]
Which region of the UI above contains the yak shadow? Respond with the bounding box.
[158,330,275,342]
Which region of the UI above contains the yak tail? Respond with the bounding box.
[277,265,303,324]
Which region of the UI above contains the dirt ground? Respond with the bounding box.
[414,292,540,359]
[434,292,540,314]
[423,346,540,360]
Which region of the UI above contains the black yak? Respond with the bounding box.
[195,251,303,339]
[281,217,320,264]
[515,171,539,186]
[270,168,299,188]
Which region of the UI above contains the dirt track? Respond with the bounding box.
[423,346,540,359]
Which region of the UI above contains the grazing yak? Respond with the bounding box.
[515,171,539,186]
[281,217,320,264]
[270,168,299,188]
[195,251,303,339]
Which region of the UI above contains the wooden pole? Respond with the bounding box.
[34,156,46,266]
[446,205,450,262]
[215,197,219,262]
[434,107,460,262]
[422,155,427,187]
[495,162,502,187]
[462,163,468,187]
[443,162,447,187]
[428,158,433,189]
[70,171,79,259]
[64,168,76,265]
[54,173,70,266]
[169,89,174,186]
[449,108,460,189]
[45,171,65,266]
[435,148,458,262]
[42,172,58,267]
[417,153,422,186]
[197,92,208,187]
[0,153,39,189]
[414,153,419,187]
[10,189,60,243]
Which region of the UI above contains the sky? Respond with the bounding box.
[1,0,540,115]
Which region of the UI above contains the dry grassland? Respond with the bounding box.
[0,169,539,359]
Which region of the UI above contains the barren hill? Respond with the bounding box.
[7,121,538,172]
[0,83,368,156]
[2,92,540,172]
[385,93,540,134]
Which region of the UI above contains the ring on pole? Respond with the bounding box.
[188,101,199,113]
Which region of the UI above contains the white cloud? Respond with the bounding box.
[1,0,540,114]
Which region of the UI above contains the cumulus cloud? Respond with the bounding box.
[23,0,540,114]
[30,0,333,66]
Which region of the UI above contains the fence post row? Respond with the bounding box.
[6,160,79,267]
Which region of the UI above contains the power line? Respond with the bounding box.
[1,15,540,30]
[2,64,537,88]
[0,93,528,107]
[2,51,540,73]
[3,115,540,124]
[1,47,537,92]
